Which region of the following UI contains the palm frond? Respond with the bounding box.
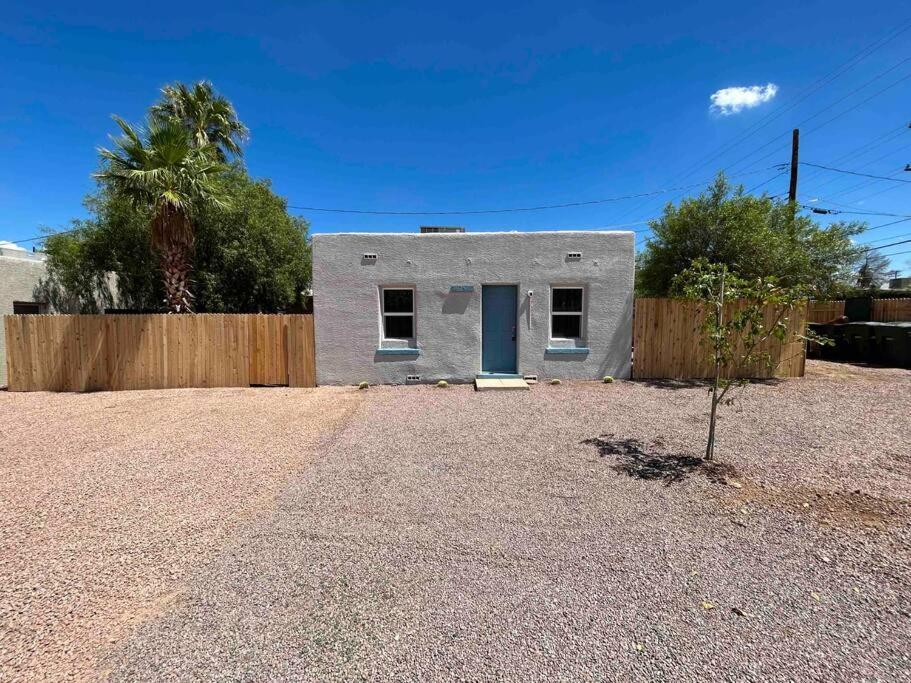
[95,114,228,249]
[149,80,248,161]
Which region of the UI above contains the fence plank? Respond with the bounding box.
[808,299,911,323]
[3,313,316,392]
[807,300,845,323]
[288,315,317,387]
[872,298,911,322]
[632,298,807,380]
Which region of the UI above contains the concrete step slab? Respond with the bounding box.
[474,377,530,391]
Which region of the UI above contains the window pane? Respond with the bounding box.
[13,301,42,315]
[384,289,413,313]
[384,315,414,338]
[552,314,581,338]
[552,288,582,312]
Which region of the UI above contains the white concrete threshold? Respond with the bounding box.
[474,377,530,391]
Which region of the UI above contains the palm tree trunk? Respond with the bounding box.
[160,245,193,313]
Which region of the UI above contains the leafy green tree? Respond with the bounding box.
[95,116,227,311]
[150,81,249,162]
[41,191,156,312]
[674,259,823,461]
[636,174,863,298]
[42,170,310,313]
[192,170,311,312]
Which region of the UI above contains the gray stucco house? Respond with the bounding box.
[312,229,634,385]
[0,246,49,386]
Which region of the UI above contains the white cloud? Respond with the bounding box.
[0,240,26,251]
[710,83,779,115]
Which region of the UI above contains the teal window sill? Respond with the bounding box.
[375,348,420,356]
[545,347,590,355]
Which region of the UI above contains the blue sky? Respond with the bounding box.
[2,1,910,273]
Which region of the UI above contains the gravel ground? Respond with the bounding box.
[97,361,911,682]
[0,387,362,681]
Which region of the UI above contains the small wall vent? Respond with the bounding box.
[405,374,421,383]
[566,252,582,260]
[523,374,539,384]
[362,253,378,261]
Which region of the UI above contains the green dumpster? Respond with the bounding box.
[872,323,911,368]
[844,323,876,362]
[824,323,851,361]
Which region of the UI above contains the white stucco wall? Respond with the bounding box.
[0,249,48,386]
[312,231,634,385]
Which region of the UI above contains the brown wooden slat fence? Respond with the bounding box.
[807,300,845,323]
[4,314,315,392]
[807,299,911,323]
[872,298,911,322]
[632,298,807,379]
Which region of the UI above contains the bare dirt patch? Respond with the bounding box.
[719,478,911,531]
[0,386,361,682]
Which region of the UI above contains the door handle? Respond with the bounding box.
[512,325,517,341]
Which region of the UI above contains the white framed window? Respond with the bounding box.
[550,286,584,339]
[381,287,415,339]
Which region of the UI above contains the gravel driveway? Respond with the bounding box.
[108,361,910,682]
[4,361,910,681]
[0,387,362,681]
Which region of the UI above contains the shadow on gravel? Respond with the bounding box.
[637,378,710,391]
[582,434,737,486]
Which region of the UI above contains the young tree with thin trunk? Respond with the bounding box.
[673,259,824,461]
[95,116,227,312]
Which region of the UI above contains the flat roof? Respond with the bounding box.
[313,230,634,237]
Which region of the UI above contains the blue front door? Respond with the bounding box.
[481,285,518,374]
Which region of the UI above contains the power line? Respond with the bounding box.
[4,228,81,245]
[800,196,902,214]
[630,53,911,224]
[800,162,911,184]
[654,21,911,185]
[800,69,911,139]
[861,217,911,233]
[822,123,908,167]
[856,230,911,245]
[803,136,911,192]
[846,181,910,205]
[729,59,911,176]
[286,169,777,216]
[814,165,908,204]
[800,203,911,218]
[580,25,911,228]
[861,237,911,252]
[745,171,787,195]
[6,171,778,246]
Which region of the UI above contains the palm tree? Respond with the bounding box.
[95,116,227,312]
[150,81,249,162]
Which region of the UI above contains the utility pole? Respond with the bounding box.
[788,128,800,203]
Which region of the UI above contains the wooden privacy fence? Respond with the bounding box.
[4,314,315,392]
[632,298,807,380]
[807,299,911,323]
[807,300,845,323]
[873,298,911,322]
